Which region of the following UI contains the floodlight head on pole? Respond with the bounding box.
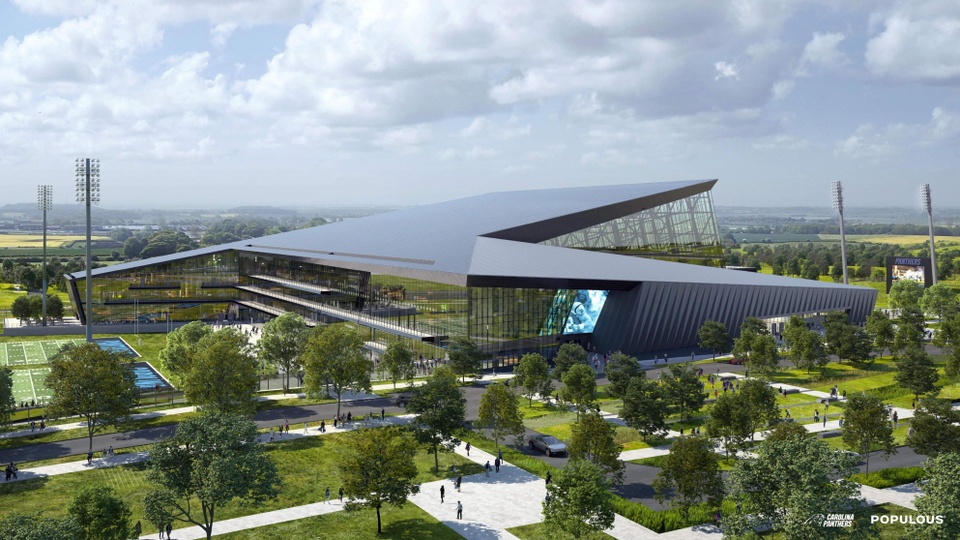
[75,158,100,204]
[831,181,844,213]
[921,184,932,214]
[37,185,53,211]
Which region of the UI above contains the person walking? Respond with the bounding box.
[338,486,344,502]
[320,420,326,433]
[165,523,172,539]
[465,442,471,456]
[158,522,165,539]
[494,457,500,473]
[456,501,463,520]
[498,448,503,462]
[456,475,462,492]
[484,461,491,477]
[545,472,552,485]
[381,407,385,422]
[440,484,445,503]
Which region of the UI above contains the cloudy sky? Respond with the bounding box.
[1,0,958,209]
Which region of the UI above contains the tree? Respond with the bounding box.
[733,317,779,378]
[0,512,81,539]
[920,282,958,320]
[560,363,596,420]
[802,260,821,280]
[514,352,553,406]
[895,345,939,402]
[889,279,925,312]
[68,485,131,540]
[833,324,874,364]
[46,343,139,453]
[407,366,466,472]
[619,375,666,441]
[569,411,625,485]
[144,413,281,540]
[865,310,895,357]
[447,336,482,383]
[47,294,64,322]
[698,320,731,359]
[380,339,415,390]
[739,378,780,439]
[725,434,875,540]
[763,420,809,443]
[158,321,213,385]
[543,459,615,540]
[905,398,960,457]
[256,313,308,393]
[660,364,705,421]
[603,352,640,399]
[0,368,14,426]
[477,382,525,450]
[553,342,587,380]
[652,436,723,518]
[841,393,895,474]
[894,306,926,355]
[302,324,372,420]
[705,392,752,459]
[339,426,421,535]
[909,452,960,540]
[182,328,259,414]
[10,295,30,323]
[823,310,849,357]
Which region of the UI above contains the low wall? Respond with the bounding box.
[3,320,188,337]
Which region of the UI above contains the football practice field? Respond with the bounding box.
[0,339,84,405]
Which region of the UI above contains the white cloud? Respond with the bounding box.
[211,22,239,48]
[714,61,739,80]
[797,32,848,75]
[865,5,960,81]
[373,124,430,150]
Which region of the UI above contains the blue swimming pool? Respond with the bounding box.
[94,337,140,357]
[131,362,172,391]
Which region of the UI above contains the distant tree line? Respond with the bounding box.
[723,222,960,236]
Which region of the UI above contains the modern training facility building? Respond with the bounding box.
[66,180,876,363]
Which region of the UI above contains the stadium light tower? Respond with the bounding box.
[76,158,100,343]
[922,184,938,285]
[832,181,849,285]
[37,185,52,326]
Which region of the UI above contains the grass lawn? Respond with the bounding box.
[0,430,481,537]
[215,504,465,540]
[508,522,615,540]
[522,411,578,432]
[850,466,925,489]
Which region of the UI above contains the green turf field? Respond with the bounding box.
[1,339,83,404]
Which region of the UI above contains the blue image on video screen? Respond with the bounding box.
[562,290,608,334]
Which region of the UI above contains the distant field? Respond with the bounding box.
[818,234,960,245]
[0,234,110,248]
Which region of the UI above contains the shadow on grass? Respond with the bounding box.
[382,517,467,539]
[0,473,51,496]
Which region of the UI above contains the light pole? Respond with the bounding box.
[922,184,938,285]
[75,158,100,343]
[831,181,849,285]
[37,185,52,326]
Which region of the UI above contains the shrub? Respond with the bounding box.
[850,466,925,489]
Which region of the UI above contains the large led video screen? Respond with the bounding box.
[885,256,933,293]
[562,290,608,334]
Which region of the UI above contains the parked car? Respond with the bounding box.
[394,393,412,407]
[529,434,567,457]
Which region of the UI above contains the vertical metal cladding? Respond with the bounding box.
[592,282,876,356]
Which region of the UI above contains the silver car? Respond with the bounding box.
[529,434,566,457]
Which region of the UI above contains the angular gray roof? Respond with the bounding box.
[73,179,871,296]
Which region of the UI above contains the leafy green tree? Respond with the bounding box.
[144,413,281,540]
[46,343,139,453]
[569,411,624,485]
[619,375,666,441]
[339,426,421,535]
[783,315,828,372]
[603,352,640,399]
[47,294,64,322]
[802,260,821,280]
[909,452,960,540]
[652,435,724,518]
[865,310,896,357]
[725,434,875,539]
[841,393,895,474]
[543,459,615,540]
[920,282,958,320]
[0,368,14,426]
[733,318,779,378]
[407,366,466,472]
[763,420,809,443]
[28,294,42,322]
[705,392,752,459]
[0,512,81,539]
[182,328,259,415]
[834,324,875,364]
[513,352,553,405]
[447,336,482,383]
[895,345,939,402]
[10,295,30,323]
[823,310,850,357]
[698,320,731,359]
[890,279,925,312]
[905,398,960,457]
[739,378,780,439]
[478,382,525,450]
[933,309,960,379]
[158,320,213,385]
[68,485,131,540]
[661,363,705,421]
[380,339,415,389]
[302,324,372,420]
[561,363,597,420]
[256,313,308,393]
[553,342,587,381]
[830,262,843,282]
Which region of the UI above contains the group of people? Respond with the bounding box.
[4,461,17,481]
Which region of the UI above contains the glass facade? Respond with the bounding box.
[540,191,722,265]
